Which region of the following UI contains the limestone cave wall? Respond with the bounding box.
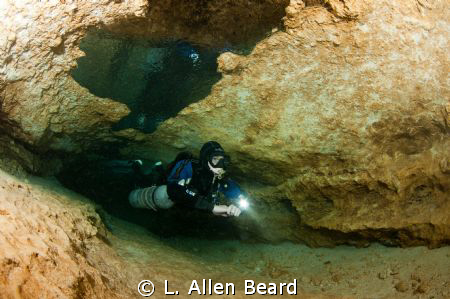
[0,0,449,246]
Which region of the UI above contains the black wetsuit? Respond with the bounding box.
[166,159,241,211]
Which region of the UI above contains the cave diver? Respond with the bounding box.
[128,141,246,217]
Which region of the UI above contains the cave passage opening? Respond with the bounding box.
[57,155,247,241]
[60,0,292,242]
[70,30,233,133]
[61,30,259,242]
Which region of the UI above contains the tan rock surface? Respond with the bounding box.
[0,0,449,246]
[119,0,450,245]
[0,0,147,146]
[1,170,449,298]
[0,170,132,298]
[0,0,287,150]
[0,170,345,299]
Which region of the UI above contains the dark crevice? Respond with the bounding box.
[57,156,247,240]
[304,0,327,6]
[303,225,450,249]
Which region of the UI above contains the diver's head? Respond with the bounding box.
[200,141,230,176]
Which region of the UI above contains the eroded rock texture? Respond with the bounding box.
[4,170,358,299]
[0,170,133,298]
[0,0,287,167]
[118,0,450,246]
[0,0,449,246]
[0,0,142,155]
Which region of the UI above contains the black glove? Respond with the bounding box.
[166,182,214,211]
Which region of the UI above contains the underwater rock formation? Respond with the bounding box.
[0,0,140,155]
[0,0,449,247]
[4,170,369,299]
[118,0,450,246]
[0,0,287,164]
[0,170,132,298]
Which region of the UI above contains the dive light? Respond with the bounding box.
[238,194,249,210]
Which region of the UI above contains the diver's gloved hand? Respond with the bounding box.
[212,204,241,217]
[227,204,241,217]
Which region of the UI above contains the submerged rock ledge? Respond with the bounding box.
[1,170,449,298]
[0,0,449,247]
